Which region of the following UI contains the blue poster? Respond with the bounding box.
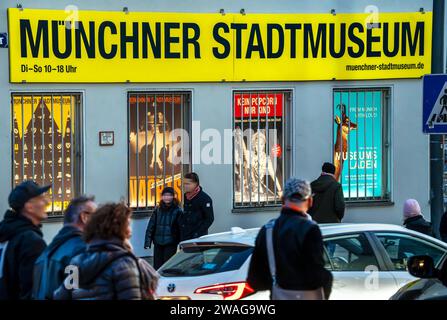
[333,91,383,199]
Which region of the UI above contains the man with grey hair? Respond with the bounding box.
[247,178,332,299]
[32,195,97,299]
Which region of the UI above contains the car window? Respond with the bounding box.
[324,233,379,271]
[375,233,446,271]
[158,245,253,277]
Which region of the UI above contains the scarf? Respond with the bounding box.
[186,185,201,201]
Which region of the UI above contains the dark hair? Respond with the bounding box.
[322,162,336,175]
[64,195,95,224]
[184,172,200,185]
[83,203,132,243]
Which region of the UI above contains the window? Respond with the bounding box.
[324,234,379,271]
[375,233,446,271]
[128,92,191,211]
[11,93,82,217]
[159,245,253,277]
[233,91,291,208]
[333,88,391,201]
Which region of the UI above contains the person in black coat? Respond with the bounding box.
[54,203,143,300]
[144,187,182,269]
[0,181,50,300]
[308,162,345,223]
[402,199,433,237]
[247,178,333,300]
[32,195,97,299]
[179,172,214,241]
[440,211,447,243]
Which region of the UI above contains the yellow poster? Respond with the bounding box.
[8,8,432,83]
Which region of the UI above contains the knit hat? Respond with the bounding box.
[403,199,422,219]
[283,178,312,202]
[161,187,175,196]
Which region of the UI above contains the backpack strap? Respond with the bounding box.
[265,219,277,285]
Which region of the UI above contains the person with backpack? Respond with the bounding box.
[53,203,144,300]
[0,181,50,300]
[32,195,97,299]
[144,187,182,269]
[247,178,333,300]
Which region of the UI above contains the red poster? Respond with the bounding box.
[234,93,283,118]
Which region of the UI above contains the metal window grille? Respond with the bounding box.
[333,88,391,201]
[233,90,291,208]
[11,93,82,217]
[128,92,191,212]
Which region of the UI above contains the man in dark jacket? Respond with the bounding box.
[179,172,214,241]
[247,178,333,299]
[0,181,50,299]
[308,162,345,223]
[32,195,97,299]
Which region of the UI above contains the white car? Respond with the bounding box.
[156,223,447,300]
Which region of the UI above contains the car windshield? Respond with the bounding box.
[159,245,253,277]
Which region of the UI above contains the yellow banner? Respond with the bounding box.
[8,8,432,83]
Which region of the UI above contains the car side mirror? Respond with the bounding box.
[407,255,437,279]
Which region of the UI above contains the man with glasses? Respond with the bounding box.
[32,195,97,300]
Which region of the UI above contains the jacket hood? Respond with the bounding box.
[0,209,43,242]
[311,175,337,193]
[47,225,83,256]
[71,238,131,286]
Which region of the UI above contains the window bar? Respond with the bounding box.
[281,92,285,203]
[171,94,175,190]
[136,94,140,209]
[51,95,55,213]
[249,92,254,206]
[372,91,375,199]
[233,93,237,205]
[127,94,131,207]
[11,96,15,187]
[356,91,359,199]
[273,92,278,204]
[265,91,269,204]
[240,92,244,206]
[154,94,158,206]
[347,91,351,199]
[145,94,149,209]
[383,91,388,199]
[163,93,166,189]
[339,92,344,197]
[364,90,367,199]
[31,95,35,181]
[40,96,44,191]
[70,95,74,201]
[257,91,261,205]
[21,95,25,182]
[60,95,65,212]
[180,94,184,202]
